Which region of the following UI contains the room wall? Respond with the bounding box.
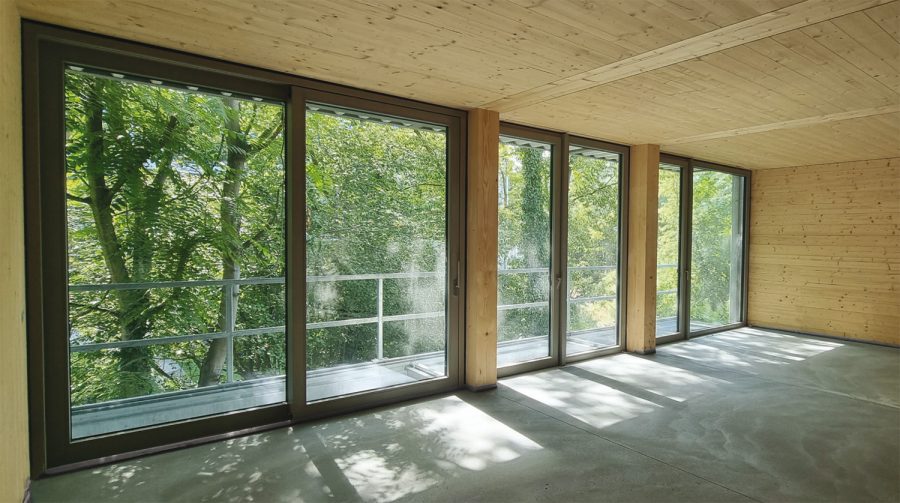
[748,158,900,346]
[0,0,30,500]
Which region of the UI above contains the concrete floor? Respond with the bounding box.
[33,327,900,502]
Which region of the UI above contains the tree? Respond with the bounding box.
[198,98,283,387]
[66,72,285,403]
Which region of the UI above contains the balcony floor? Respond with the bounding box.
[72,317,697,438]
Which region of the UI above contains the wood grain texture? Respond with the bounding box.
[663,105,900,145]
[15,0,900,170]
[465,109,499,389]
[505,4,900,169]
[748,158,900,345]
[0,0,30,499]
[487,0,891,112]
[15,0,799,109]
[626,145,660,353]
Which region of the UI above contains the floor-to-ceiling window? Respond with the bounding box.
[656,162,682,339]
[305,103,451,400]
[495,130,627,372]
[496,132,555,369]
[26,26,463,469]
[64,69,288,438]
[690,167,747,332]
[654,156,749,343]
[565,142,624,356]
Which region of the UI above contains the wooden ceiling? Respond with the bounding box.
[17,0,900,169]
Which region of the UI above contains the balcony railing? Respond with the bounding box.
[69,264,679,383]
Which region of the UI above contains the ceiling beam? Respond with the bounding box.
[662,104,900,145]
[483,0,894,113]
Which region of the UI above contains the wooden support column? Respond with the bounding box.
[465,109,499,390]
[626,144,660,354]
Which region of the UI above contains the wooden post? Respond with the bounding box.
[626,144,660,354]
[466,109,499,390]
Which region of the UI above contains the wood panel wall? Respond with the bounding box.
[0,0,31,499]
[748,158,900,345]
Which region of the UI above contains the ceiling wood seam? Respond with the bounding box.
[483,0,895,113]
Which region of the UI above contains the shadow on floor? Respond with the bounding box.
[32,328,900,503]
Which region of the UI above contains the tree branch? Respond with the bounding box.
[249,122,284,154]
[66,193,92,204]
[150,360,180,385]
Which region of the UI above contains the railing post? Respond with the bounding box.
[225,282,235,383]
[376,277,384,360]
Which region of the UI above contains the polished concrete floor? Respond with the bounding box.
[34,327,900,502]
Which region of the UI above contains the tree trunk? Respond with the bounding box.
[83,80,155,397]
[199,99,246,386]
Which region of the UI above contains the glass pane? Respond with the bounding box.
[306,103,448,401]
[497,136,552,367]
[690,169,745,332]
[566,145,621,355]
[65,68,286,438]
[656,164,681,337]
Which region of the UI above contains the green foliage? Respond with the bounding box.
[656,166,681,324]
[565,153,619,333]
[65,71,742,411]
[497,143,551,342]
[690,171,744,326]
[66,72,285,404]
[305,110,448,369]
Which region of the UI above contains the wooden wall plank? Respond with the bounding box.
[748,158,900,345]
[0,0,30,499]
[465,109,500,389]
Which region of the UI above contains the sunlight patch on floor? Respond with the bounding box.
[324,395,542,502]
[503,370,662,428]
[575,354,729,402]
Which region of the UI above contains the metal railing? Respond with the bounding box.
[69,264,679,382]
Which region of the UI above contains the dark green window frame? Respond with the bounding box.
[23,21,465,474]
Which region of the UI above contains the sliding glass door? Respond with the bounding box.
[689,167,747,333]
[565,141,624,357]
[63,68,288,439]
[656,161,683,339]
[495,129,627,373]
[653,155,749,343]
[496,133,555,369]
[26,27,463,469]
[305,101,453,401]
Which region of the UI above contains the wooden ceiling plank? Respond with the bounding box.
[719,44,845,116]
[682,53,828,120]
[203,0,558,83]
[864,1,900,42]
[144,0,566,98]
[504,0,691,53]
[827,13,900,93]
[749,33,896,110]
[17,0,509,106]
[746,37,888,112]
[664,105,900,144]
[663,113,900,169]
[472,0,636,61]
[831,11,900,71]
[484,0,893,112]
[773,27,900,97]
[348,0,613,77]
